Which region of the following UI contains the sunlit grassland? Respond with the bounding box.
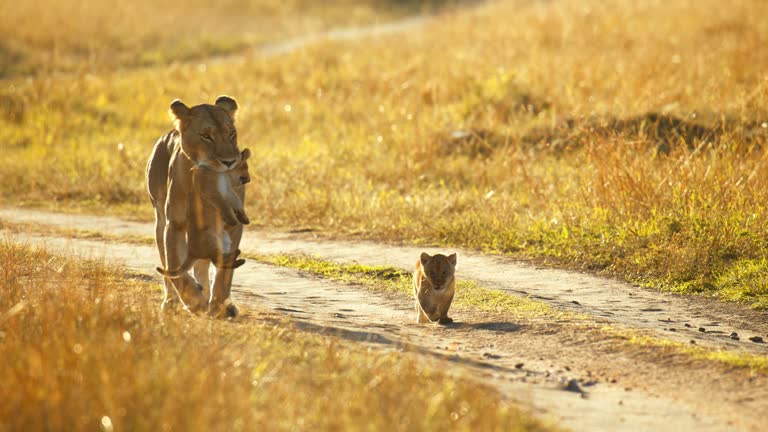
[0,0,459,77]
[0,240,550,431]
[3,0,768,307]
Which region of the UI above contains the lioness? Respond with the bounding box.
[413,252,457,324]
[156,148,252,280]
[146,96,243,314]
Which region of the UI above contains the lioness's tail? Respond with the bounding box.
[156,256,197,279]
[156,254,247,279]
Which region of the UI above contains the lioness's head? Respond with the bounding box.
[170,95,241,172]
[419,252,457,291]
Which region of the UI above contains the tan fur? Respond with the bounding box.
[413,252,457,324]
[156,148,251,279]
[146,96,244,316]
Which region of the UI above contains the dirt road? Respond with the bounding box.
[3,207,767,431]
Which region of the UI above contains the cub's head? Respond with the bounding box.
[170,95,241,172]
[419,252,457,290]
[232,147,251,186]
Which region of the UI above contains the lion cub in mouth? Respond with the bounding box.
[156,148,251,279]
[413,252,457,324]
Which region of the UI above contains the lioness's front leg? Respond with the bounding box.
[193,259,212,301]
[164,166,208,314]
[164,220,206,312]
[209,248,244,318]
[210,264,237,318]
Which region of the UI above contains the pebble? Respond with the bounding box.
[561,378,583,393]
[748,336,764,343]
[689,340,696,344]
[698,327,706,332]
[730,332,740,340]
[684,323,692,328]
[515,362,524,369]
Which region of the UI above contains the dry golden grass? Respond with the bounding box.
[0,0,458,77]
[0,239,549,431]
[3,0,768,305]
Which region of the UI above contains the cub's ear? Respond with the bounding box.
[241,148,251,161]
[420,252,431,266]
[448,253,457,266]
[169,99,190,124]
[215,95,239,119]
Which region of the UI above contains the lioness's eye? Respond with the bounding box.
[200,133,213,142]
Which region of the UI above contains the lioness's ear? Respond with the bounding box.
[420,252,431,266]
[241,148,251,161]
[448,253,457,266]
[215,95,238,120]
[169,99,190,128]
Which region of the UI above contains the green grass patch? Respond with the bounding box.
[714,258,768,309]
[625,334,768,375]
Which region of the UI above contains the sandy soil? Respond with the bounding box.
[3,208,768,431]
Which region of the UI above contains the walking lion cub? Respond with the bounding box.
[413,252,457,324]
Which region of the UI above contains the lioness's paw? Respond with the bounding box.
[225,304,239,318]
[208,300,238,319]
[437,317,454,325]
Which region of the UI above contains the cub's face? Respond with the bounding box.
[420,252,457,291]
[170,96,241,173]
[232,148,251,187]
